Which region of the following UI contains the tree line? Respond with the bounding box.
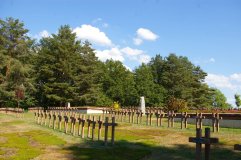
[0,17,233,110]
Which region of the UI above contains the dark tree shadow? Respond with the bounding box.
[64,139,241,160]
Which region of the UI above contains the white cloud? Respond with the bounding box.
[205,73,241,107]
[230,73,241,82]
[92,18,102,23]
[133,38,143,45]
[205,74,235,90]
[33,30,50,40]
[39,30,50,38]
[73,24,112,46]
[136,28,158,41]
[121,47,144,56]
[102,23,109,28]
[139,54,151,64]
[92,18,109,28]
[133,28,158,45]
[124,65,132,72]
[208,58,215,63]
[95,48,124,62]
[95,46,151,64]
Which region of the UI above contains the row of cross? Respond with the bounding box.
[0,107,24,118]
[34,110,117,146]
[103,109,222,132]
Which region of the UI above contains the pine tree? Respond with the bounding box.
[134,63,166,106]
[0,17,35,108]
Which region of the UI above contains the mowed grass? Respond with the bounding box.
[0,112,241,160]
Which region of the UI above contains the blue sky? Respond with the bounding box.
[1,0,241,106]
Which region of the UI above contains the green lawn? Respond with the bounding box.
[0,112,240,160]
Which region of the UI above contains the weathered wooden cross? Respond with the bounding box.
[167,111,175,127]
[70,114,76,135]
[145,112,150,125]
[180,112,189,129]
[64,114,69,133]
[97,115,103,141]
[189,128,219,160]
[58,112,62,130]
[103,117,117,146]
[212,113,222,132]
[44,112,47,126]
[195,113,205,129]
[48,112,52,128]
[136,110,143,124]
[52,112,57,130]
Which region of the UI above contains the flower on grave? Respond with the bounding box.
[113,101,120,110]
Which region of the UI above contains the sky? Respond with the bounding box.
[1,0,241,106]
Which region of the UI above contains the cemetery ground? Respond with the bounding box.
[0,113,241,160]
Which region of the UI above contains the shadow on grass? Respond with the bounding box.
[65,139,241,160]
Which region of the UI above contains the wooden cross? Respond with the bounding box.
[195,113,205,129]
[189,128,219,160]
[86,115,97,140]
[128,110,132,123]
[37,111,40,124]
[64,114,69,134]
[123,110,127,122]
[120,111,124,122]
[180,112,189,129]
[212,113,222,132]
[44,112,48,126]
[77,114,82,136]
[81,115,86,138]
[97,115,102,141]
[91,116,96,141]
[87,115,92,138]
[40,111,44,125]
[70,115,76,135]
[52,112,57,130]
[34,112,37,122]
[48,112,52,128]
[136,110,142,124]
[155,111,160,126]
[131,110,135,123]
[58,112,63,130]
[145,112,150,125]
[103,117,118,146]
[167,111,175,127]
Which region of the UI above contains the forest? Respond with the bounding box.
[0,17,231,110]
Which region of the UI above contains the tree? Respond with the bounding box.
[0,17,35,108]
[235,94,241,108]
[210,88,228,109]
[134,63,166,106]
[148,54,210,109]
[101,60,138,106]
[35,26,101,107]
[166,96,187,112]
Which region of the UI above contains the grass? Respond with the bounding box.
[0,112,241,159]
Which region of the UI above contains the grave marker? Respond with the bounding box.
[103,117,117,146]
[189,128,219,160]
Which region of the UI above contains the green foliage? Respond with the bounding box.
[234,94,241,108]
[166,96,188,112]
[0,17,36,108]
[35,26,101,106]
[0,17,229,109]
[210,88,229,109]
[101,60,138,106]
[134,63,166,106]
[148,54,211,109]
